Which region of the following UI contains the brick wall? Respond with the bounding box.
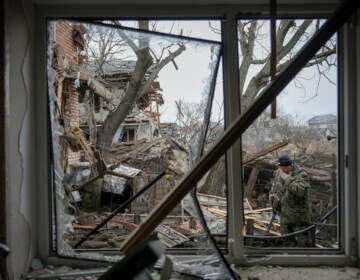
[55,21,79,64]
[63,81,79,127]
[63,80,80,164]
[55,21,82,165]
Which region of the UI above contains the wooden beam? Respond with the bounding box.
[62,63,117,102]
[56,74,64,118]
[204,207,227,217]
[243,140,288,165]
[253,224,281,236]
[199,201,227,207]
[245,217,280,228]
[196,192,226,201]
[245,207,272,214]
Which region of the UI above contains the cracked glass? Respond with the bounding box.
[47,19,225,261]
[238,19,339,250]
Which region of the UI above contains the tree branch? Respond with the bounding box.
[136,44,186,102]
[96,47,153,155]
[278,20,312,60]
[239,20,258,94]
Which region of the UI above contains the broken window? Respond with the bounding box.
[239,19,339,250]
[41,12,347,279]
[47,19,224,260]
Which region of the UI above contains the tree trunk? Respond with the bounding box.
[96,48,153,159]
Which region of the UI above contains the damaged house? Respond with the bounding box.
[3,0,360,279]
[50,20,194,250]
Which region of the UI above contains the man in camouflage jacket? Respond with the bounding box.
[269,154,314,247]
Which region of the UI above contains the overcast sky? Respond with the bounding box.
[119,20,338,123]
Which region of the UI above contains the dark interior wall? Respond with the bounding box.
[1,0,6,278]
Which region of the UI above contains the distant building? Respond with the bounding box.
[308,114,337,129]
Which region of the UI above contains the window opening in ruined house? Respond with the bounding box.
[238,19,338,250]
[47,19,224,259]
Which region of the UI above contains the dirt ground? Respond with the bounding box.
[236,266,360,280]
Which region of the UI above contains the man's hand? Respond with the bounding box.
[280,168,291,180]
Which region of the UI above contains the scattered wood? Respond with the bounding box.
[245,207,272,214]
[112,235,129,241]
[73,224,96,230]
[204,207,227,217]
[110,217,139,231]
[197,192,226,201]
[247,218,280,228]
[199,201,227,207]
[253,224,281,236]
[245,198,253,211]
[155,224,190,248]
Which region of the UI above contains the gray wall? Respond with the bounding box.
[5,0,37,278]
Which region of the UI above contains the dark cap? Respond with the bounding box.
[278,154,293,166]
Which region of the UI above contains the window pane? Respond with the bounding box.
[238,19,338,249]
[47,19,224,259]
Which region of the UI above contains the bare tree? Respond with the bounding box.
[175,100,203,143]
[194,20,336,197]
[85,25,127,76]
[210,20,336,111]
[82,21,186,159]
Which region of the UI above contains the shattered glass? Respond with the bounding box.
[238,19,339,249]
[47,19,224,262]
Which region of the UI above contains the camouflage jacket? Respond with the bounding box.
[270,167,311,223]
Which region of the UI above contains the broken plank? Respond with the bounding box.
[243,141,288,165]
[245,207,272,214]
[199,201,227,207]
[245,198,253,211]
[73,224,117,230]
[155,224,190,248]
[245,217,280,228]
[197,192,226,201]
[110,218,139,231]
[204,207,227,217]
[252,224,281,236]
[73,224,97,230]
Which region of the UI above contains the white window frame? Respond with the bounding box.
[31,1,360,267]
